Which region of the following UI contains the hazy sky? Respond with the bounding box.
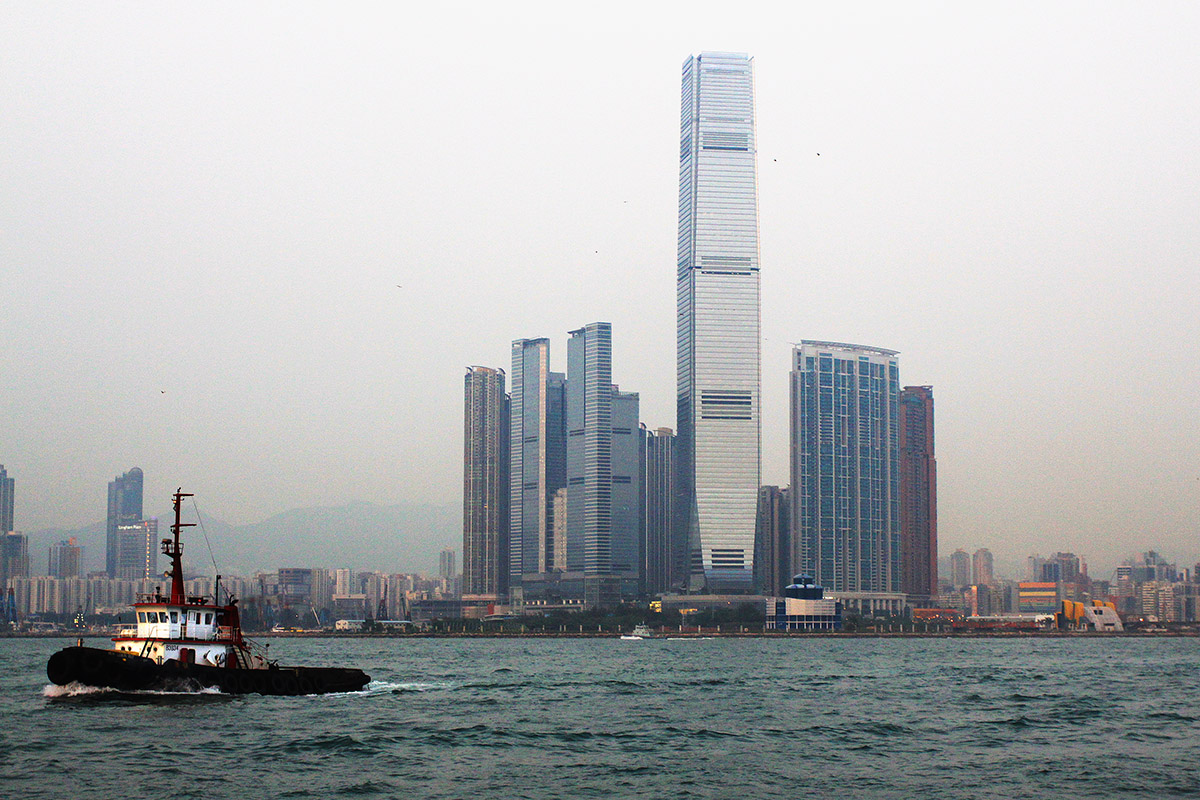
[2,2,1197,576]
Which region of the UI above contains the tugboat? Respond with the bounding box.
[46,490,370,695]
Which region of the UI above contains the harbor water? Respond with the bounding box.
[3,635,1198,799]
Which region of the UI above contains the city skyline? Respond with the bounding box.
[3,5,1198,577]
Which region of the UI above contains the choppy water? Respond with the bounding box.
[3,635,1198,799]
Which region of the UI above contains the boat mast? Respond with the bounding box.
[163,488,194,605]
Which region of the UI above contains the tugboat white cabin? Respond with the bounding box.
[113,598,261,669]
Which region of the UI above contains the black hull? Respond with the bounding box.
[46,646,370,696]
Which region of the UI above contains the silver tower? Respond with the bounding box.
[676,52,761,592]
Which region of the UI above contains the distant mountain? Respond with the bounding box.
[26,501,460,578]
[213,501,460,576]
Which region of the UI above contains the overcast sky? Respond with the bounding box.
[2,2,1197,577]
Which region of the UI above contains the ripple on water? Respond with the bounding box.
[9,636,1199,800]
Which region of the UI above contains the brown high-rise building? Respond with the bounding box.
[49,537,84,579]
[642,426,679,596]
[899,386,937,601]
[972,547,995,586]
[462,366,509,607]
[754,485,790,596]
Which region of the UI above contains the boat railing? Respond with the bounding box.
[216,625,236,640]
[117,626,136,637]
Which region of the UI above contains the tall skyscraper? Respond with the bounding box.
[610,388,641,581]
[642,426,678,596]
[566,323,640,605]
[899,385,937,602]
[106,467,144,578]
[791,342,900,593]
[510,338,567,585]
[115,519,158,581]
[462,366,509,604]
[676,52,761,593]
[755,485,790,596]
[567,323,611,576]
[0,465,13,533]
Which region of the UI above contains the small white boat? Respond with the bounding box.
[620,624,654,640]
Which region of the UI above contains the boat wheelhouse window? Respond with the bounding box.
[204,613,212,625]
[158,612,168,623]
[137,612,146,623]
[170,611,178,623]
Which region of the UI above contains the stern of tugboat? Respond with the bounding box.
[47,645,159,691]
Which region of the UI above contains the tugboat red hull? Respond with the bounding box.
[47,646,370,696]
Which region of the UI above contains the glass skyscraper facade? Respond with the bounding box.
[566,322,640,604]
[106,467,143,578]
[566,324,611,575]
[509,337,566,584]
[676,52,761,592]
[791,342,900,593]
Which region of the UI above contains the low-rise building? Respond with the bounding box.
[766,575,841,631]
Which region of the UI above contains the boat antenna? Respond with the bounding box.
[164,488,195,605]
[191,498,221,591]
